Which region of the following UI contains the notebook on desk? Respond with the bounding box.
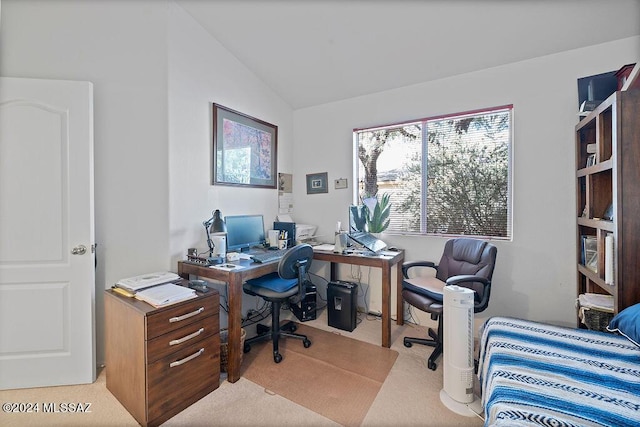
[348,231,387,253]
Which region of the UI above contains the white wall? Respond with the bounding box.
[167,3,294,328]
[1,0,171,283]
[0,0,294,363]
[0,0,171,366]
[293,36,640,328]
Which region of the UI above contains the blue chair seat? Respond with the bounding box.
[245,273,298,300]
[247,272,297,292]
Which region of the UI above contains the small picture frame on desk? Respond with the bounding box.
[306,172,328,194]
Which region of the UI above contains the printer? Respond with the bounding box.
[275,215,317,245]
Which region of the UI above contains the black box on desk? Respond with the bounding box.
[273,221,296,249]
[327,281,358,332]
[291,282,317,322]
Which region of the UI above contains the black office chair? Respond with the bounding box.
[242,244,313,363]
[402,238,497,370]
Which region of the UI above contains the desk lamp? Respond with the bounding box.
[204,209,227,263]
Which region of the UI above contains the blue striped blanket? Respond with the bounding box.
[478,317,640,427]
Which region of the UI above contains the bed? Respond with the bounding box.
[478,316,640,427]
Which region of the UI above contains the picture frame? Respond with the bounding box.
[212,103,278,188]
[602,203,614,221]
[581,235,598,273]
[306,172,328,194]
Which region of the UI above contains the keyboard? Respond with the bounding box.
[250,248,289,263]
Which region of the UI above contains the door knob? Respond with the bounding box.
[72,245,87,255]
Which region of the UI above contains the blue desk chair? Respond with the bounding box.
[243,244,313,363]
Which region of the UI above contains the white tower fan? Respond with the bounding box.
[439,285,480,416]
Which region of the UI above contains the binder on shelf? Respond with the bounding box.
[115,271,181,293]
[605,234,614,285]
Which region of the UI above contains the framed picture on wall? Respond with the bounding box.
[306,172,328,194]
[212,103,278,188]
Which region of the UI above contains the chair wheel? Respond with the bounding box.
[403,339,413,348]
[303,339,311,348]
[243,343,251,353]
[274,353,282,363]
[428,360,437,371]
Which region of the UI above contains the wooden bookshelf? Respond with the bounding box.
[575,88,640,319]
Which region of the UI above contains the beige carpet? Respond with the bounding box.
[241,323,398,426]
[0,309,484,426]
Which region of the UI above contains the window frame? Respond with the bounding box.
[353,104,513,240]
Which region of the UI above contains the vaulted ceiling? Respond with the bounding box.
[177,0,640,109]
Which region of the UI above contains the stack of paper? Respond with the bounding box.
[115,271,180,292]
[578,293,614,312]
[135,283,196,308]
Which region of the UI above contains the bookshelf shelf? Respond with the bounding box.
[577,218,614,232]
[577,265,613,296]
[575,89,640,319]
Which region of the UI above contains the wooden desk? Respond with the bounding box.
[311,249,405,348]
[177,248,404,384]
[177,258,277,384]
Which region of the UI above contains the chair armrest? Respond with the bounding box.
[445,274,489,286]
[402,261,437,278]
[445,274,491,310]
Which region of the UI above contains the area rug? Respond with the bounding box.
[241,323,399,426]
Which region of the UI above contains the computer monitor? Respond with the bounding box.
[225,214,266,252]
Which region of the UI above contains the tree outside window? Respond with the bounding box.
[355,106,512,239]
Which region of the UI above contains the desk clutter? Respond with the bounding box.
[135,283,197,308]
[113,271,202,308]
[115,271,181,292]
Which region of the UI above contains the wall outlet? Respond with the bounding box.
[334,178,348,189]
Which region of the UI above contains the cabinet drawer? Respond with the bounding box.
[147,314,219,363]
[147,334,220,422]
[146,294,218,339]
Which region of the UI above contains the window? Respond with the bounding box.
[354,105,512,239]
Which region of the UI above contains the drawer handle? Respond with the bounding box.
[169,328,204,346]
[169,307,204,323]
[169,348,204,368]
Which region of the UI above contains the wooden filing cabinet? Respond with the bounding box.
[105,287,220,427]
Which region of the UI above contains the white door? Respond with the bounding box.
[0,77,96,389]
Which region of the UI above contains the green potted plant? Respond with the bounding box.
[362,193,391,233]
